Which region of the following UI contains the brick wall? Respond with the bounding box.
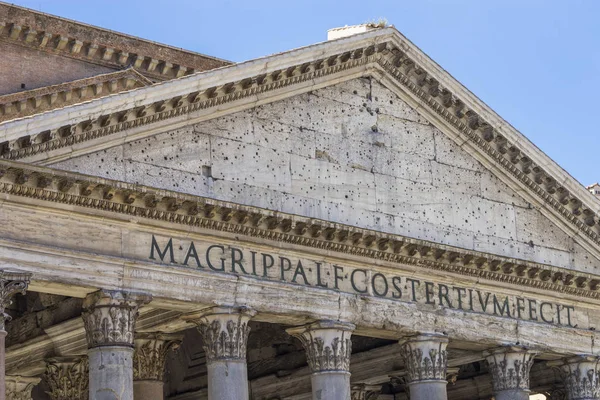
[0,41,116,96]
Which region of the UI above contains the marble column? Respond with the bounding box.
[484,347,536,400]
[399,333,448,400]
[0,271,31,400]
[133,332,183,400]
[183,306,256,400]
[287,320,355,400]
[552,356,600,400]
[44,356,89,400]
[5,376,40,400]
[82,290,151,400]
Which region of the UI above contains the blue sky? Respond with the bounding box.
[9,0,600,186]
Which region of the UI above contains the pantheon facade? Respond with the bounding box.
[0,3,599,400]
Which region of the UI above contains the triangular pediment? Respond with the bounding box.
[45,77,600,274]
[2,25,600,271]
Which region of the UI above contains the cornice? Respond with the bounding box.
[0,2,230,81]
[0,69,150,122]
[1,159,600,301]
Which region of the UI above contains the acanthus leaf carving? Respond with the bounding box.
[6,376,40,400]
[399,334,448,383]
[351,384,381,400]
[184,306,256,362]
[133,332,183,381]
[551,356,600,400]
[81,290,151,348]
[0,270,31,330]
[44,356,89,400]
[484,347,536,393]
[287,320,355,373]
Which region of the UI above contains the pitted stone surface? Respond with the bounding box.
[51,77,596,271]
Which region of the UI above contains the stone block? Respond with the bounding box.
[376,113,436,159]
[210,137,291,191]
[431,161,482,196]
[433,131,481,171]
[370,79,430,124]
[53,145,126,181]
[123,127,210,175]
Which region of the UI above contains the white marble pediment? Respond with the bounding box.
[47,78,599,274]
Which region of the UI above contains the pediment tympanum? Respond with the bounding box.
[47,78,599,276]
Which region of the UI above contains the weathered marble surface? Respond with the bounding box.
[51,78,597,273]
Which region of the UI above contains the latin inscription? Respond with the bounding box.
[149,235,576,327]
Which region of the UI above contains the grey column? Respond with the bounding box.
[0,271,31,400]
[183,306,256,400]
[484,347,537,400]
[399,333,448,400]
[82,290,151,400]
[45,356,89,400]
[5,376,40,400]
[551,356,600,400]
[133,332,182,400]
[287,320,355,400]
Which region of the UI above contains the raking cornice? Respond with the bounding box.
[1,27,599,265]
[1,158,600,301]
[0,68,151,122]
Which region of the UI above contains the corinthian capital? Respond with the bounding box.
[484,347,536,393]
[183,306,256,362]
[286,320,355,373]
[81,290,151,348]
[0,271,31,330]
[552,356,600,400]
[399,333,448,383]
[44,357,89,400]
[133,332,183,381]
[6,376,40,400]
[351,384,381,400]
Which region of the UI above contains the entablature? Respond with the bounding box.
[0,158,599,302]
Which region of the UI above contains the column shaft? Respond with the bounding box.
[133,381,163,400]
[183,306,255,400]
[399,333,448,400]
[311,372,350,399]
[89,346,134,400]
[287,320,355,400]
[82,290,150,400]
[207,361,248,400]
